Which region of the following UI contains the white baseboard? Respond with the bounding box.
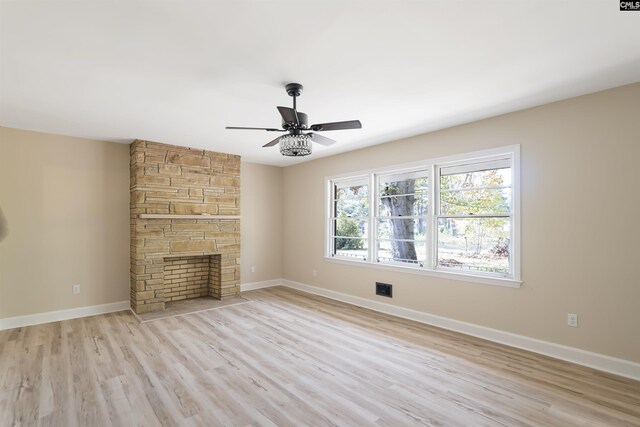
[241,279,284,292]
[0,300,131,331]
[3,279,638,381]
[277,279,640,381]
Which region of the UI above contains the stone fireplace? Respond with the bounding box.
[130,140,240,314]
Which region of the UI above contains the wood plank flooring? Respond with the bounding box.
[135,296,249,322]
[1,286,639,426]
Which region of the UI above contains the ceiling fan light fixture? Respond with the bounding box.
[279,134,312,157]
[226,82,362,157]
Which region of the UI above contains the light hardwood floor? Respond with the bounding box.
[1,286,639,426]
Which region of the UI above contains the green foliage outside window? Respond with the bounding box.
[335,218,364,250]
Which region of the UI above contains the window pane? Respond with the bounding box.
[334,182,369,219]
[379,174,428,194]
[335,197,369,218]
[377,240,425,265]
[440,166,511,191]
[332,180,369,259]
[375,171,428,267]
[440,163,511,215]
[335,184,368,200]
[377,218,424,240]
[334,238,368,260]
[378,193,428,217]
[334,219,368,239]
[437,217,510,275]
[440,187,511,215]
[378,171,428,218]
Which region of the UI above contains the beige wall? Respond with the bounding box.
[282,83,640,363]
[240,162,283,283]
[0,128,284,319]
[0,127,130,318]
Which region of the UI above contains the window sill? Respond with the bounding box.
[323,257,522,288]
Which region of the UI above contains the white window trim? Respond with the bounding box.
[325,145,522,288]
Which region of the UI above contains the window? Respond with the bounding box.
[326,146,520,286]
[376,170,428,266]
[329,177,369,261]
[437,159,512,276]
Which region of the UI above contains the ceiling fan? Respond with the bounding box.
[225,83,362,157]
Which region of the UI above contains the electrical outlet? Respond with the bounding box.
[72,285,80,294]
[567,313,578,327]
[251,265,256,273]
[312,269,317,277]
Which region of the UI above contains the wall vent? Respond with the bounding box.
[375,282,393,298]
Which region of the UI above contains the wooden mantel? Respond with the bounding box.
[139,214,241,220]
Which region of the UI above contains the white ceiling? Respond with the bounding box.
[1,1,639,166]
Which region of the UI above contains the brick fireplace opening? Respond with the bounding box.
[129,140,241,314]
[163,254,221,302]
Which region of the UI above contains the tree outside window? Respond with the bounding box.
[377,171,428,265]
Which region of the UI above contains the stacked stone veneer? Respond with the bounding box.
[130,140,240,314]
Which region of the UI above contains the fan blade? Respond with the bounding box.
[226,126,284,132]
[262,135,284,148]
[310,120,362,131]
[309,133,336,146]
[277,106,299,125]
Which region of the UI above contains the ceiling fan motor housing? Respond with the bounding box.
[282,111,308,129]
